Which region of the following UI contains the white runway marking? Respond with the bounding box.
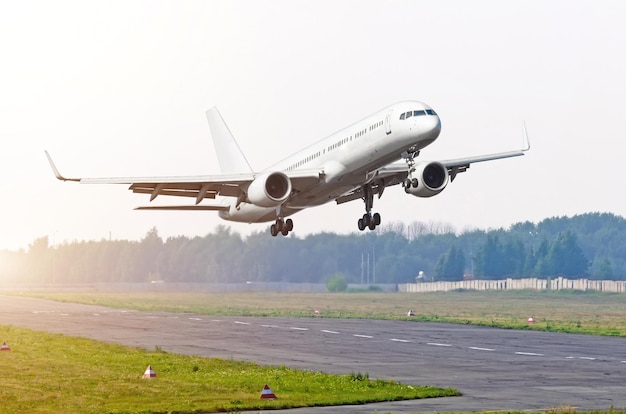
[234,321,250,325]
[390,338,411,343]
[261,324,279,328]
[469,346,495,351]
[93,313,100,316]
[60,313,69,316]
[427,342,452,347]
[578,356,596,360]
[290,327,309,331]
[210,319,222,322]
[188,317,202,321]
[353,334,373,339]
[321,330,340,334]
[515,352,544,356]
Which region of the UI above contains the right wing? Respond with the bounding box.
[335,125,530,205]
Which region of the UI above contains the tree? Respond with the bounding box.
[326,273,348,292]
[434,245,465,281]
[593,258,613,279]
[27,236,51,283]
[474,235,505,278]
[539,231,589,277]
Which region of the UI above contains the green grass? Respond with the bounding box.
[0,325,458,414]
[18,289,626,337]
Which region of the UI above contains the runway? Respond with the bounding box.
[1,295,625,413]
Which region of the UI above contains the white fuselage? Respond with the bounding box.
[218,101,442,223]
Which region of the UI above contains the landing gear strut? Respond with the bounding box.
[270,218,293,237]
[357,184,381,231]
[401,148,421,193]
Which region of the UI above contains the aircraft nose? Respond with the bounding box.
[424,115,442,141]
[433,115,442,135]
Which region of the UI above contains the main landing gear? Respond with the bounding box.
[270,217,293,237]
[357,183,381,231]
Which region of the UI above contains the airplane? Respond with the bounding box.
[46,101,530,237]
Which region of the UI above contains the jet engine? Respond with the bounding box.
[247,171,292,207]
[404,161,449,197]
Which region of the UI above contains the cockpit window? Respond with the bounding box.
[400,109,437,120]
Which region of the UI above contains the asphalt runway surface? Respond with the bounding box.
[1,295,626,413]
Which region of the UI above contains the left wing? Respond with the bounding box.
[45,151,322,208]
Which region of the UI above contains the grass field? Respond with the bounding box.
[19,289,626,337]
[0,325,458,414]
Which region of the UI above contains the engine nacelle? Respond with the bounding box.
[404,161,449,197]
[247,171,292,207]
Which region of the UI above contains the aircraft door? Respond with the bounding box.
[385,112,392,135]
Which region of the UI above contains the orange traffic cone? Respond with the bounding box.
[142,365,156,378]
[260,384,277,400]
[0,342,10,351]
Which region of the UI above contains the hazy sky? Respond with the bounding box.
[1,0,625,250]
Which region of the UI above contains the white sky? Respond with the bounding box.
[1,0,625,250]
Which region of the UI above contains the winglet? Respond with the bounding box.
[206,107,253,174]
[44,151,80,182]
[522,121,531,152]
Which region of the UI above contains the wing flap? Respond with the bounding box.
[135,204,230,211]
[335,168,405,205]
[131,186,219,200]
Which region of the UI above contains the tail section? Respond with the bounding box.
[206,107,253,174]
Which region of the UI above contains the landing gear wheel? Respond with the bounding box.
[270,218,294,237]
[373,212,381,226]
[368,221,376,231]
[358,218,366,231]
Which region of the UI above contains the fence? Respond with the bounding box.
[399,277,626,293]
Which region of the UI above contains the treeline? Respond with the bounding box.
[1,212,624,285]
